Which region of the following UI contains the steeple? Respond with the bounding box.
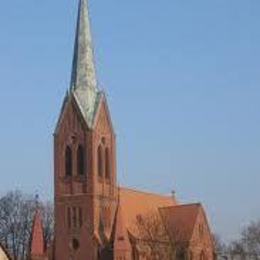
[71,0,97,91]
[70,0,101,128]
[30,209,45,259]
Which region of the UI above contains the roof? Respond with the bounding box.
[71,0,97,91]
[159,203,202,243]
[30,209,45,257]
[70,0,101,128]
[119,187,177,236]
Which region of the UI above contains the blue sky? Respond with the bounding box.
[0,0,259,242]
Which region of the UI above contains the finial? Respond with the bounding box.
[171,190,176,199]
[35,192,40,209]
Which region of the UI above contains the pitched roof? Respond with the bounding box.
[159,203,202,243]
[119,187,177,236]
[71,0,97,91]
[30,209,45,257]
[70,0,101,128]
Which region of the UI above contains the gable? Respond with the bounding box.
[93,95,114,136]
[119,187,176,237]
[190,207,214,248]
[54,93,88,137]
[159,204,201,243]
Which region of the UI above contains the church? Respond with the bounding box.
[28,0,216,259]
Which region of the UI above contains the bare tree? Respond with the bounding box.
[226,220,260,260]
[0,190,54,260]
[213,233,228,254]
[39,201,54,248]
[241,220,260,258]
[135,211,183,260]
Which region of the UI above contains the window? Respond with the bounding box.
[67,207,71,228]
[72,207,77,228]
[67,207,83,229]
[200,251,206,260]
[98,145,103,178]
[105,147,110,180]
[72,238,80,251]
[65,146,72,176]
[189,251,193,260]
[77,145,85,176]
[78,208,83,227]
[177,250,185,260]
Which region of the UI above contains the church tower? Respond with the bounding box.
[54,0,118,259]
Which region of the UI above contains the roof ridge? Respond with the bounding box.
[160,203,201,210]
[120,186,172,199]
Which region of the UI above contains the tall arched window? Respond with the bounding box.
[105,147,110,180]
[98,145,103,178]
[77,145,85,176]
[65,146,72,177]
[189,251,193,260]
[200,251,206,260]
[176,250,185,260]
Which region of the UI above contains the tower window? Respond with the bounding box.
[105,147,110,180]
[78,207,83,227]
[65,146,72,177]
[200,251,206,260]
[72,207,77,228]
[67,207,71,228]
[77,145,85,176]
[72,238,80,251]
[98,145,103,178]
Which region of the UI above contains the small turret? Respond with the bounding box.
[30,209,46,260]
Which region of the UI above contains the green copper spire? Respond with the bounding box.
[71,0,97,90]
[70,0,101,128]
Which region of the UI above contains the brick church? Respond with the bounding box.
[28,0,216,259]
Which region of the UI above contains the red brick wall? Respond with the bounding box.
[54,96,117,260]
[188,208,215,260]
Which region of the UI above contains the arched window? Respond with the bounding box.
[65,146,72,177]
[176,250,185,260]
[105,147,110,180]
[189,251,193,260]
[67,207,71,228]
[78,207,83,228]
[98,145,103,178]
[200,251,206,260]
[77,145,85,176]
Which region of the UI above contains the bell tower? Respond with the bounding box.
[54,0,117,259]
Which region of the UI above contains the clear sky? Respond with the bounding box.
[0,0,259,242]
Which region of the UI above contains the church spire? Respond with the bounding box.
[30,209,45,259]
[69,0,102,128]
[70,0,97,91]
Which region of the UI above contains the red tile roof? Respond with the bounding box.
[119,187,177,236]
